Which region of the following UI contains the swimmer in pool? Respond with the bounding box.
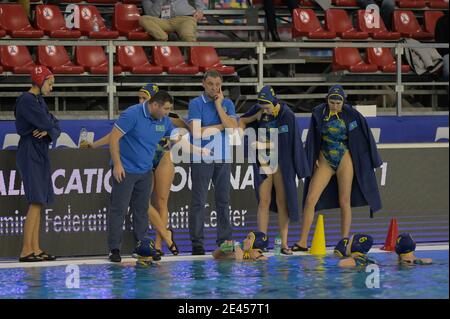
[212,231,269,261]
[396,233,432,265]
[336,233,377,268]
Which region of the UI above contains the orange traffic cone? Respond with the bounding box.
[381,218,398,251]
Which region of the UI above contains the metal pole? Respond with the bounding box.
[395,45,404,117]
[107,40,115,120]
[257,42,265,91]
[431,89,438,109]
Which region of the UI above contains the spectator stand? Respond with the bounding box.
[0,1,448,118]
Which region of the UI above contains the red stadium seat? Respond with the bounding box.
[325,9,369,39]
[427,0,449,9]
[153,46,199,74]
[75,46,122,74]
[37,46,85,74]
[0,4,44,38]
[35,5,81,38]
[78,5,119,39]
[123,0,142,4]
[332,48,378,72]
[0,29,5,38]
[292,8,336,39]
[396,0,427,8]
[87,0,118,3]
[332,0,358,6]
[253,0,307,5]
[189,47,235,74]
[117,46,163,74]
[113,3,150,40]
[299,0,315,6]
[0,65,3,74]
[366,47,411,73]
[357,10,401,40]
[423,11,445,37]
[393,10,434,39]
[0,45,36,74]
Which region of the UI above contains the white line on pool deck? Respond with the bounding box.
[0,243,447,270]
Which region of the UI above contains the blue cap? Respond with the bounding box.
[257,85,278,106]
[250,231,269,250]
[140,83,159,99]
[395,233,416,255]
[346,234,373,256]
[334,237,349,258]
[327,85,346,102]
[135,238,157,258]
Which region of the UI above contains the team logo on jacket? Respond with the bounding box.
[349,121,358,131]
[155,125,165,132]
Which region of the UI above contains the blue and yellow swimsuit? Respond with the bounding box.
[321,110,348,170]
[152,136,170,169]
[152,112,179,170]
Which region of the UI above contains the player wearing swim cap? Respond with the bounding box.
[239,85,310,256]
[337,234,377,268]
[15,66,61,262]
[396,233,432,265]
[134,238,159,266]
[213,231,269,261]
[293,85,383,253]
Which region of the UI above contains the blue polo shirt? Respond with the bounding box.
[188,93,237,162]
[114,102,175,174]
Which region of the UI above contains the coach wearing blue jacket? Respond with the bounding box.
[292,85,382,252]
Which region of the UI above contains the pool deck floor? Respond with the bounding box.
[0,243,447,269]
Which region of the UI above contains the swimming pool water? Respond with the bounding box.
[0,250,447,299]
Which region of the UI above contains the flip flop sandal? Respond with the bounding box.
[281,248,293,255]
[19,253,43,262]
[291,243,308,252]
[36,251,57,261]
